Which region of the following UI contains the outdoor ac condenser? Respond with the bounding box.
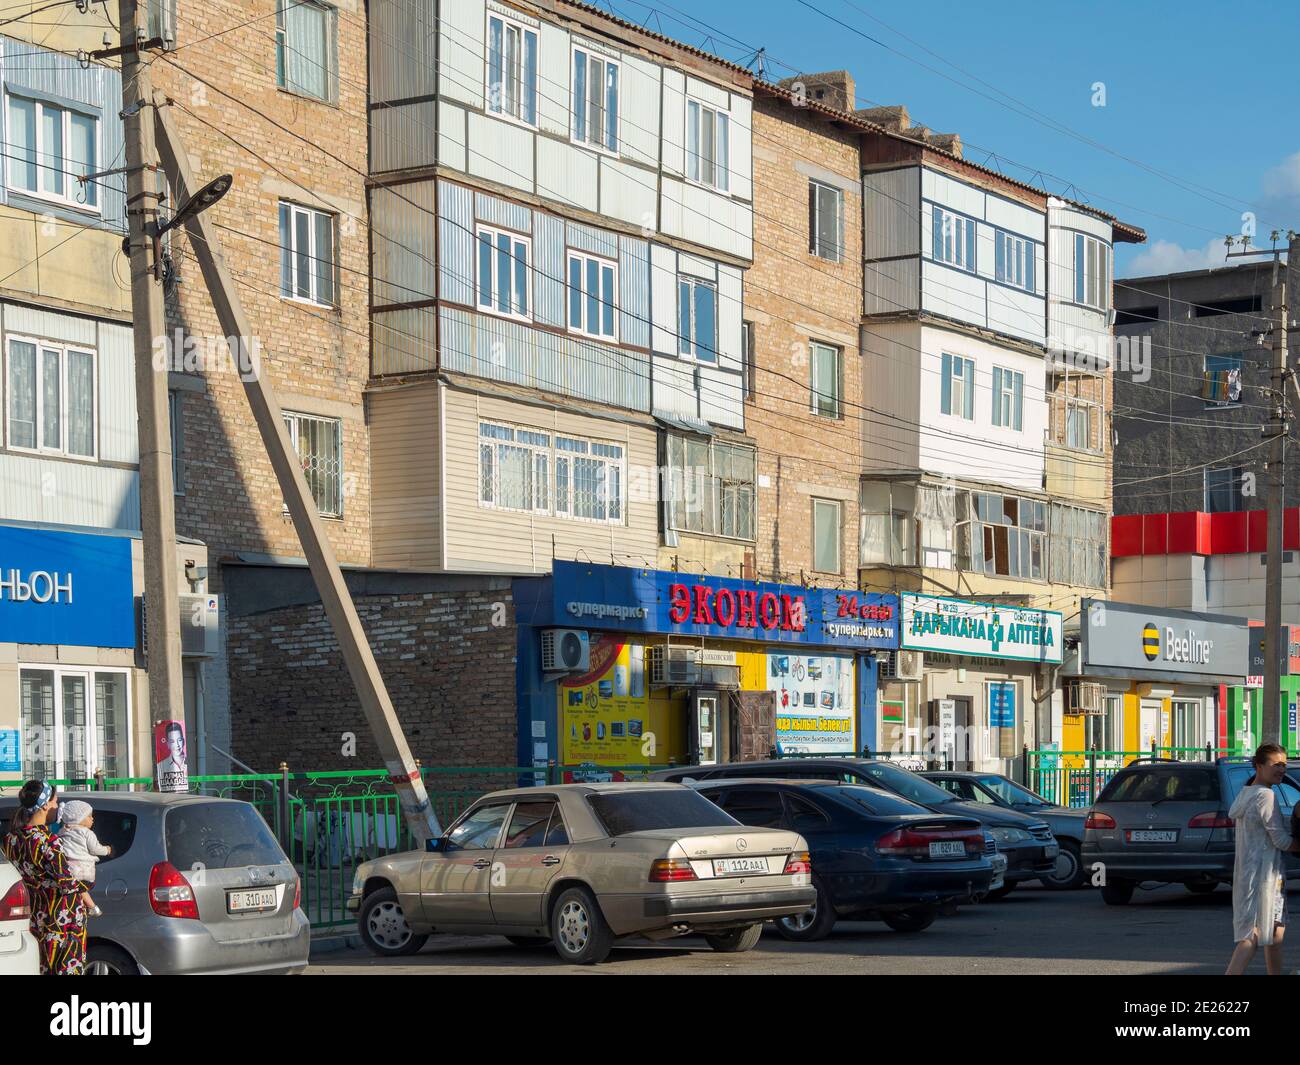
[540,628,590,673]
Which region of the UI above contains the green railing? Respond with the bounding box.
[1022,745,1260,809]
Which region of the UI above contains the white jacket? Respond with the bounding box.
[1229,785,1293,944]
[58,824,110,883]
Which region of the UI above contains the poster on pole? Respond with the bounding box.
[154,720,189,793]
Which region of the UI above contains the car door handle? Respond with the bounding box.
[473,858,492,870]
[541,855,562,866]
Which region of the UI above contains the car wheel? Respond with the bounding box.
[551,886,614,965]
[505,935,551,947]
[358,887,429,957]
[86,943,139,975]
[1100,878,1135,906]
[1040,841,1086,891]
[985,882,1017,901]
[882,907,937,933]
[1185,882,1218,895]
[704,923,763,953]
[773,877,836,942]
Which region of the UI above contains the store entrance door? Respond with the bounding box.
[693,692,722,766]
[1139,700,1161,754]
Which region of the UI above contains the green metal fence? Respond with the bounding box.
[1022,745,1258,809]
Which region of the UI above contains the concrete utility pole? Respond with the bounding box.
[149,99,441,841]
[118,0,185,753]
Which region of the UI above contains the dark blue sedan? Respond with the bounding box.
[692,778,994,941]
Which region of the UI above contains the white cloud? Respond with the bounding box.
[1125,237,1234,277]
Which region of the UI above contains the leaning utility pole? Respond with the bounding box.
[148,97,441,841]
[117,0,186,761]
[1228,231,1297,743]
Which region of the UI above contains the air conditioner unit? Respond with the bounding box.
[880,649,923,682]
[646,647,740,690]
[1066,679,1105,715]
[541,629,590,673]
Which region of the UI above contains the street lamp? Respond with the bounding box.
[161,173,232,234]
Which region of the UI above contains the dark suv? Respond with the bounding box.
[1083,758,1300,905]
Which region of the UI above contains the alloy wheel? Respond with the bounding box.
[368,900,413,950]
[780,898,817,932]
[87,960,120,975]
[557,899,591,955]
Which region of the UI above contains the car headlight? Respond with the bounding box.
[351,870,364,895]
[990,827,1031,844]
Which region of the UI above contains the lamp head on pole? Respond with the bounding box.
[161,173,232,234]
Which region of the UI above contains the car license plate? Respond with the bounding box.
[1128,830,1177,843]
[712,857,768,877]
[929,841,965,858]
[227,888,278,913]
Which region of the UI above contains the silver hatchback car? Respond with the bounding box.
[0,791,309,975]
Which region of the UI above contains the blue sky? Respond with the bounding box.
[607,0,1300,277]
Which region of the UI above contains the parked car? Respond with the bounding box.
[652,758,1058,898]
[0,855,38,975]
[348,782,815,964]
[0,792,310,975]
[922,771,1089,889]
[1084,757,1300,905]
[689,777,993,940]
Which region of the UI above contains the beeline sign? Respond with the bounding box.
[1164,627,1213,665]
[667,583,807,633]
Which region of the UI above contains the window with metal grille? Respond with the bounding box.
[665,435,755,541]
[284,411,343,517]
[478,421,624,524]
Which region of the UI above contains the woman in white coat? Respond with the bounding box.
[1226,743,1300,975]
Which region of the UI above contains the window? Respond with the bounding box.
[1049,503,1107,588]
[1049,370,1103,452]
[476,225,530,320]
[677,276,717,361]
[994,229,1034,292]
[991,366,1024,430]
[572,47,619,151]
[276,0,337,103]
[967,492,1046,580]
[1203,354,1243,407]
[808,180,843,261]
[487,13,538,125]
[6,338,95,457]
[810,341,841,418]
[1073,232,1111,310]
[931,206,976,271]
[1087,695,1122,759]
[19,668,129,780]
[664,435,756,541]
[741,320,756,400]
[940,352,974,420]
[686,99,729,191]
[502,802,556,848]
[587,790,738,836]
[5,93,99,210]
[813,498,842,573]
[567,251,617,340]
[279,201,336,307]
[169,390,184,495]
[478,421,625,524]
[284,411,343,517]
[1205,466,1245,513]
[1172,699,1203,750]
[711,788,785,828]
[859,481,961,570]
[445,803,511,850]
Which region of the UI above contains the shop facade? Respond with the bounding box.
[893,594,1064,774]
[1226,624,1300,752]
[514,561,899,776]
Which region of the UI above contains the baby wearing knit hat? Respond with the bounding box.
[59,799,112,917]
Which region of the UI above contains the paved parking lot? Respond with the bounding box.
[306,881,1264,975]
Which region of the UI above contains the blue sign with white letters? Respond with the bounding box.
[0,526,135,648]
[990,682,1016,728]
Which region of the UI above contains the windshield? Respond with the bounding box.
[853,762,958,806]
[978,776,1049,806]
[165,802,286,870]
[587,790,741,836]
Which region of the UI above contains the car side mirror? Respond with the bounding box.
[426,836,445,853]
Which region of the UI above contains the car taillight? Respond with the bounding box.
[1188,812,1234,829]
[1085,811,1116,830]
[783,851,812,875]
[293,878,301,911]
[876,827,983,857]
[649,859,697,883]
[0,881,30,921]
[149,861,199,919]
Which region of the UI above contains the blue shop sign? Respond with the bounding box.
[522,561,898,650]
[989,682,1016,729]
[0,526,135,648]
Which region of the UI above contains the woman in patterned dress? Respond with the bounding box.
[1,780,90,975]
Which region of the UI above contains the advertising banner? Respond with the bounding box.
[154,720,189,793]
[900,594,1062,663]
[1081,598,1248,683]
[766,651,855,754]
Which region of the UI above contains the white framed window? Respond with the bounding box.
[476,225,531,320]
[572,46,619,152]
[994,229,1034,292]
[940,352,974,420]
[1049,503,1107,588]
[6,336,96,458]
[283,411,343,518]
[478,421,624,524]
[556,434,623,522]
[677,276,717,362]
[991,366,1024,430]
[686,99,729,191]
[809,180,843,261]
[1049,370,1103,453]
[931,205,975,271]
[812,497,842,574]
[741,319,756,400]
[4,92,99,211]
[276,0,338,103]
[1073,232,1111,310]
[567,250,617,340]
[810,341,841,419]
[479,422,551,514]
[19,667,131,781]
[279,201,336,307]
[487,12,538,126]
[664,434,756,541]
